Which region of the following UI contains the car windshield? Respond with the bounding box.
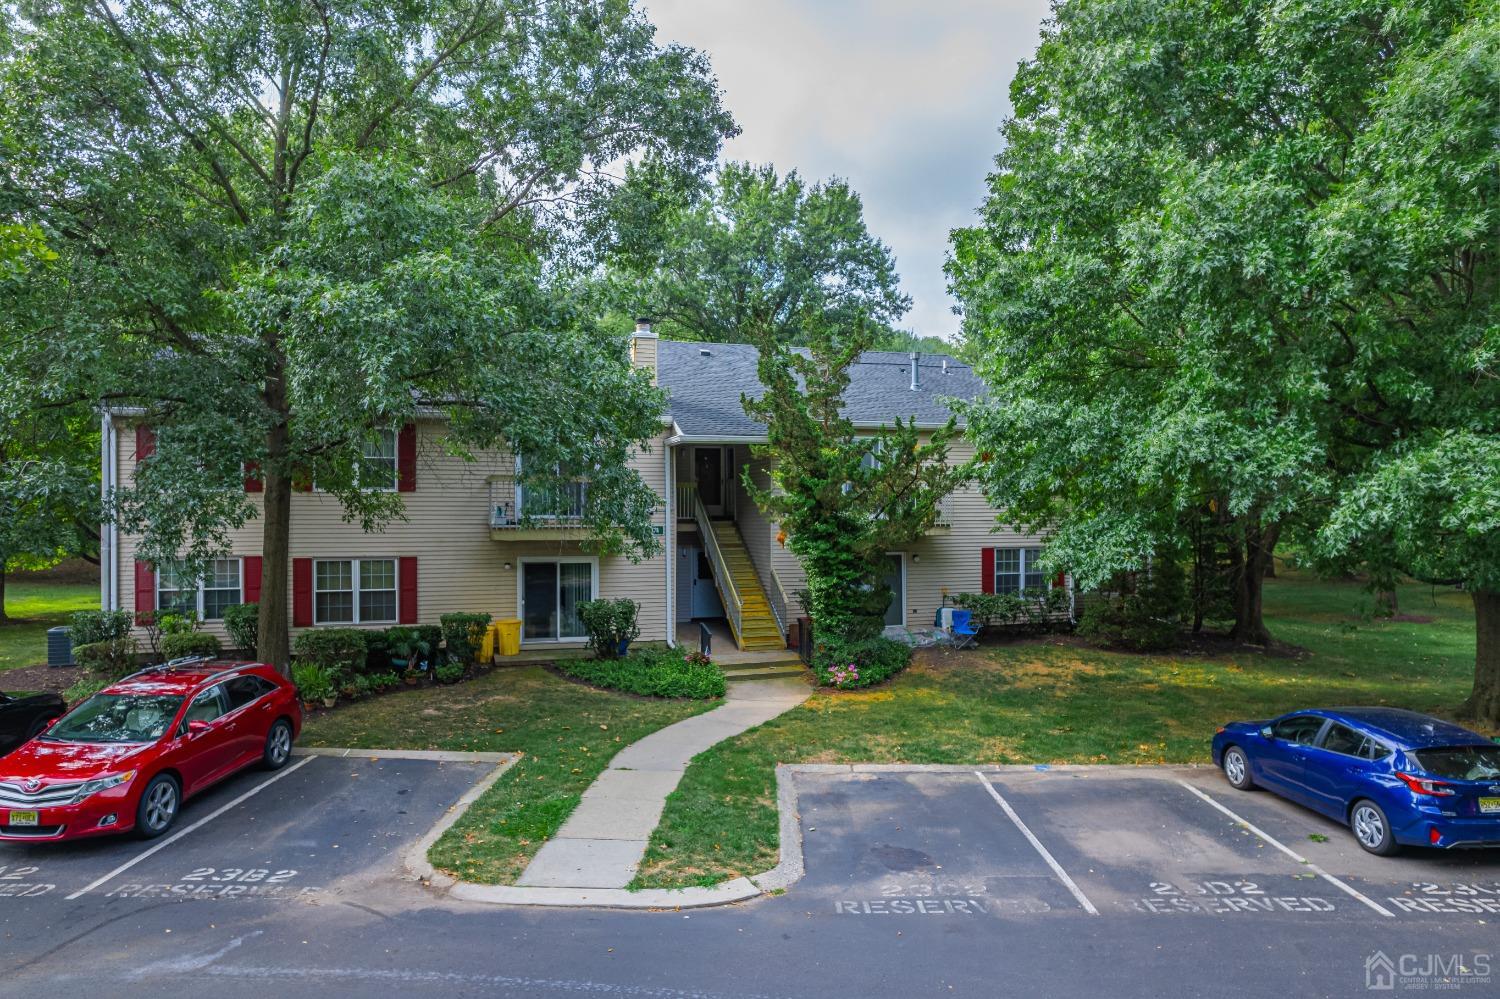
[1414,745,1500,781]
[45,694,184,744]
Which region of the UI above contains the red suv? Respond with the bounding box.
[0,659,302,842]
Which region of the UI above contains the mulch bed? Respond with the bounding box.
[2,663,84,696]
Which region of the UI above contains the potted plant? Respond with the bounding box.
[387,627,432,671]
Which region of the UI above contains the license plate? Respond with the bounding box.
[1480,797,1500,814]
[6,810,39,826]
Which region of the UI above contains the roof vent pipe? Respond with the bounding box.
[942,358,949,376]
[634,317,654,336]
[909,352,920,390]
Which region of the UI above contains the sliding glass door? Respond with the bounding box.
[520,560,595,641]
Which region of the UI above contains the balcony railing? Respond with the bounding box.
[490,477,587,528]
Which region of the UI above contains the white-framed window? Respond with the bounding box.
[518,557,597,641]
[360,429,399,491]
[313,429,398,492]
[157,558,243,621]
[314,557,398,624]
[995,547,1046,595]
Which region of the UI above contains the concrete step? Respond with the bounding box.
[722,664,805,681]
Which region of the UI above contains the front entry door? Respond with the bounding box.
[880,554,905,628]
[692,549,725,618]
[694,447,725,517]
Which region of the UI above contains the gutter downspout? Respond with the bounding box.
[665,444,675,648]
[99,411,116,612]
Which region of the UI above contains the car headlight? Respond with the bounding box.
[68,770,136,804]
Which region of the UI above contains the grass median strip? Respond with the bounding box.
[631,574,1484,889]
[301,664,713,884]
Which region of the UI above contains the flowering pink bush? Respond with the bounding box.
[827,663,860,687]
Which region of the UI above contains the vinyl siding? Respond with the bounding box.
[114,420,671,648]
[702,439,1059,632]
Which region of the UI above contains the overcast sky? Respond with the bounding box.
[645,0,1052,341]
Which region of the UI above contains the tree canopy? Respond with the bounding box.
[604,160,911,345]
[949,0,1498,719]
[1,0,736,665]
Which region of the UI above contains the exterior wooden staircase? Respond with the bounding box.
[706,520,786,652]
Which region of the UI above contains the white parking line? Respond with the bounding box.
[1177,780,1396,918]
[974,772,1099,915]
[64,756,315,901]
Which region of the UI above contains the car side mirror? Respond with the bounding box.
[1260,726,1274,739]
[186,719,211,737]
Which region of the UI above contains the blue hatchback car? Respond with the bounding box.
[1211,707,1500,855]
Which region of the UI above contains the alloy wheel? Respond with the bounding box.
[269,724,292,765]
[1353,804,1385,850]
[144,781,177,832]
[1224,750,1247,786]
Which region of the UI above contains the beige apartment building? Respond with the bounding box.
[99,324,1064,653]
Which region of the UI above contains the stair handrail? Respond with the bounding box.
[688,485,744,643]
[768,569,792,636]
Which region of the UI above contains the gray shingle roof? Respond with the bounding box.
[658,340,985,440]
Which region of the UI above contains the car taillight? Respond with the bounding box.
[1396,772,1455,796]
[1215,727,1226,735]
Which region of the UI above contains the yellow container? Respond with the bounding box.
[495,619,522,657]
[480,624,499,662]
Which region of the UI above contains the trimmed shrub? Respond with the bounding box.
[74,637,139,679]
[440,613,491,665]
[416,624,444,663]
[69,609,134,646]
[363,629,392,673]
[434,661,465,684]
[223,602,259,653]
[293,628,369,675]
[157,611,199,636]
[557,646,725,699]
[812,636,911,689]
[953,588,1069,630]
[161,631,221,660]
[291,663,333,703]
[578,598,640,658]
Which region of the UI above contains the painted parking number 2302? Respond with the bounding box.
[1151,881,1263,896]
[182,868,297,884]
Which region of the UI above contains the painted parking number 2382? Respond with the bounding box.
[182,868,297,884]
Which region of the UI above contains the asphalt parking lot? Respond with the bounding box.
[794,765,1500,923]
[0,751,503,908]
[3,760,1497,998]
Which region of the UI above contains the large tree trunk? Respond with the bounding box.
[1465,590,1500,727]
[258,468,292,674]
[1375,589,1399,618]
[1231,519,1278,645]
[256,376,293,673]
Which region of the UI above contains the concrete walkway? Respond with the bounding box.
[515,676,811,890]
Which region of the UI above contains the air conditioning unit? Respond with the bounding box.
[47,626,74,667]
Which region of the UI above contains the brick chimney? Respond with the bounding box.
[631,317,658,384]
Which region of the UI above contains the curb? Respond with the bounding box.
[295,747,517,765]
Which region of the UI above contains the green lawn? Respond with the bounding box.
[631,573,1488,889]
[0,579,98,673]
[301,665,714,884]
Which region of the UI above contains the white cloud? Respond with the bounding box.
[645,0,1050,339]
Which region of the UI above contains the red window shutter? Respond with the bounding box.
[135,425,156,461]
[397,424,417,492]
[244,461,263,493]
[398,557,418,623]
[134,560,156,624]
[1053,570,1067,590]
[981,547,995,594]
[292,558,313,627]
[243,556,263,604]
